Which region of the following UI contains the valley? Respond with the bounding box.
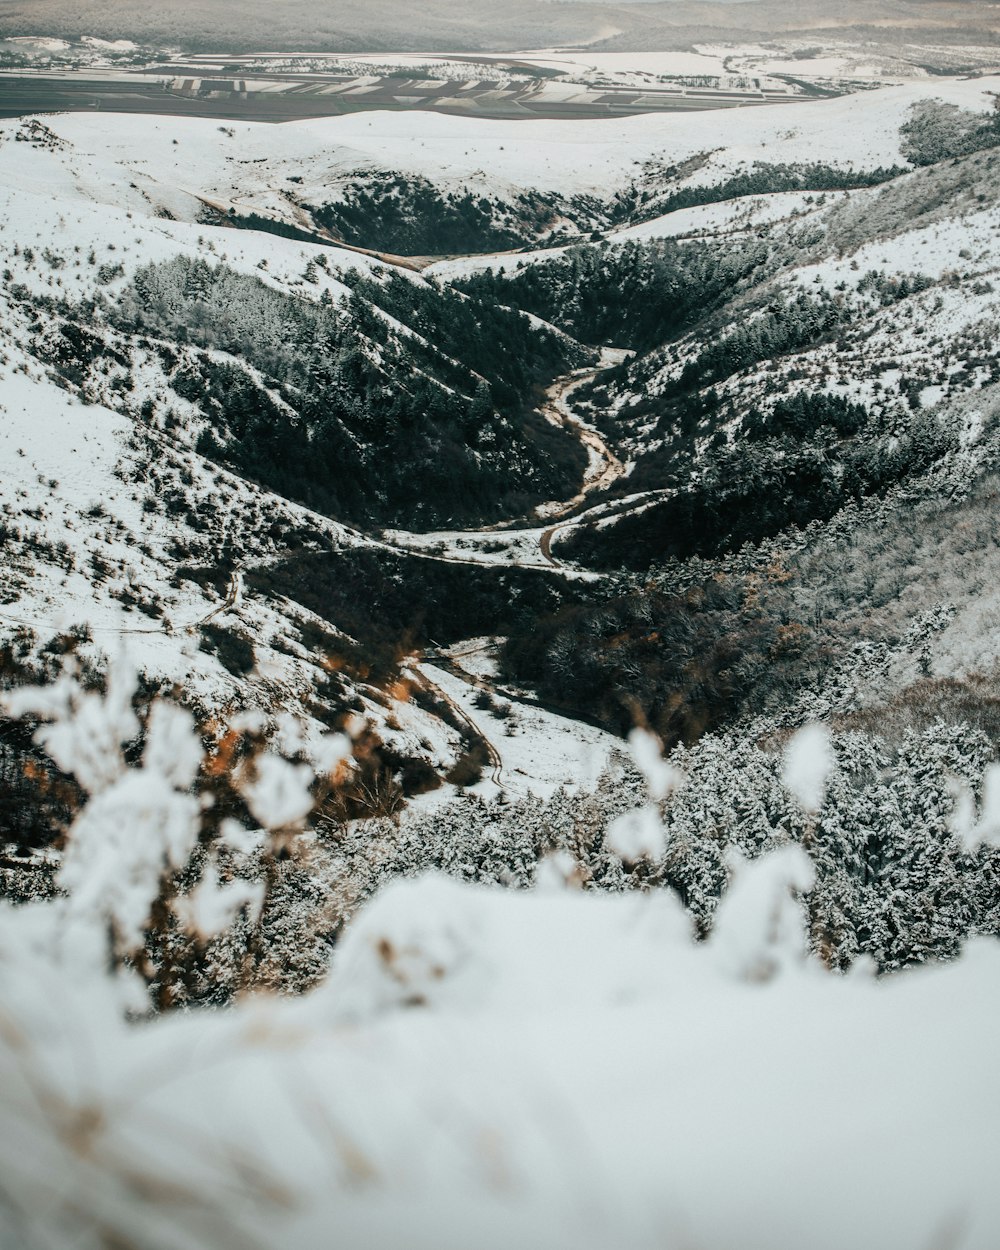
[2,29,1000,1250]
[5,72,1000,812]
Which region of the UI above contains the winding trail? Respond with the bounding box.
[385,347,634,573]
[427,646,610,734]
[413,662,505,788]
[534,355,627,522]
[194,569,243,628]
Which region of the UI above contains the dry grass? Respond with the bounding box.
[833,672,1000,743]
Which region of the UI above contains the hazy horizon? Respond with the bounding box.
[1,0,998,56]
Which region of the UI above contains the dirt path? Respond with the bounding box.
[533,352,633,568]
[538,526,561,566]
[427,647,610,735]
[415,663,505,787]
[384,350,632,573]
[193,569,243,628]
[535,358,627,520]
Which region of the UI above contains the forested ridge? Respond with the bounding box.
[309,175,600,257]
[101,256,590,527]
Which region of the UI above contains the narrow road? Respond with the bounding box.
[414,663,505,788]
[535,359,627,521]
[385,348,633,573]
[539,525,561,566]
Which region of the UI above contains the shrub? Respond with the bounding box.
[200,622,255,676]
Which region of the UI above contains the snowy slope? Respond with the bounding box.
[2,72,997,244]
[0,340,408,747]
[419,661,614,800]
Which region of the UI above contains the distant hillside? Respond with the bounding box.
[1,0,998,53]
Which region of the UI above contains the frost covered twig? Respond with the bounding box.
[604,728,682,867]
[2,655,351,1002]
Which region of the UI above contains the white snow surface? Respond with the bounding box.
[782,724,836,814]
[2,866,999,1250]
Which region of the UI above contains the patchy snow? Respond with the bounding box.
[0,180,380,310]
[419,662,616,801]
[792,201,1000,294]
[0,313,472,783]
[385,522,552,568]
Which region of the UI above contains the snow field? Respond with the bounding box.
[3,72,997,221]
[2,853,998,1250]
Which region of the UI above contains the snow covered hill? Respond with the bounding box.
[3,74,996,256]
[3,51,1000,1250]
[1,675,998,1250]
[3,72,1000,807]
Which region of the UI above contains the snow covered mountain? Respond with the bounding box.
[0,115,616,814]
[3,74,1000,800]
[3,35,1000,1250]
